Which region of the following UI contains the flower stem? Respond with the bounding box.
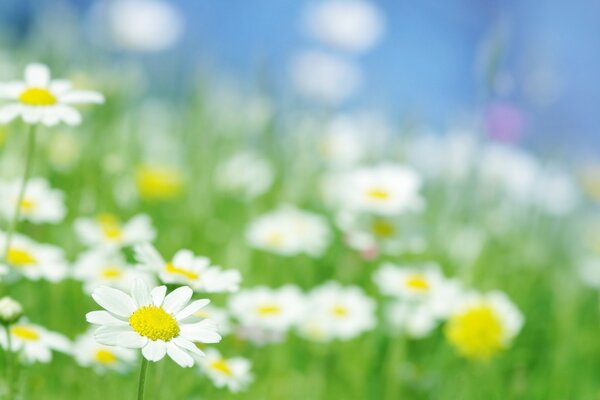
[4,325,13,399]
[136,357,149,400]
[2,124,37,268]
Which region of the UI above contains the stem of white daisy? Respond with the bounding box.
[136,357,149,400]
[4,325,13,399]
[2,124,37,268]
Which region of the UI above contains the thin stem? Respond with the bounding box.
[4,326,13,400]
[2,125,37,267]
[136,357,149,400]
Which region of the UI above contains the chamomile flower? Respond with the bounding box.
[337,164,424,216]
[74,213,155,249]
[373,262,447,301]
[0,177,66,224]
[298,282,376,341]
[86,280,221,368]
[0,321,70,364]
[246,206,331,257]
[0,63,104,126]
[444,291,524,360]
[0,296,23,325]
[73,329,137,373]
[215,151,274,199]
[228,286,304,334]
[135,163,184,201]
[134,244,241,293]
[73,249,155,294]
[0,232,68,282]
[198,348,253,393]
[193,305,232,336]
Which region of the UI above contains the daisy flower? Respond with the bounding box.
[73,249,155,294]
[193,305,232,336]
[73,329,137,373]
[444,291,524,360]
[215,151,274,199]
[74,213,155,249]
[0,63,104,126]
[246,206,331,257]
[134,243,241,293]
[373,262,448,301]
[86,280,221,368]
[0,232,68,282]
[0,296,23,325]
[198,348,253,393]
[0,177,66,224]
[228,286,305,334]
[298,281,375,341]
[0,321,70,364]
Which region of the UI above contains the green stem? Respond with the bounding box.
[2,125,37,268]
[4,326,13,400]
[136,357,149,400]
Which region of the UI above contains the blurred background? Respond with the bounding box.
[0,0,598,157]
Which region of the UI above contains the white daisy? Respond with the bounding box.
[134,243,241,293]
[73,249,156,294]
[0,177,66,224]
[193,305,232,337]
[86,280,221,368]
[0,232,68,282]
[246,206,331,257]
[74,213,155,249]
[198,348,253,393]
[373,262,448,301]
[385,301,439,339]
[215,151,274,199]
[298,281,375,341]
[73,329,137,373]
[0,63,104,126]
[0,321,70,364]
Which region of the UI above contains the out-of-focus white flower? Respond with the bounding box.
[319,115,366,168]
[291,50,362,105]
[228,286,304,334]
[73,329,137,373]
[0,296,23,325]
[74,213,155,249]
[373,262,448,301]
[103,0,184,53]
[298,281,376,341]
[333,163,424,216]
[73,249,155,294]
[198,348,253,393]
[86,280,221,368]
[0,63,104,126]
[0,233,68,282]
[193,305,232,337]
[578,257,600,289]
[445,291,523,360]
[0,177,66,224]
[134,243,241,293]
[0,321,70,364]
[303,0,384,53]
[246,206,331,257]
[385,301,439,338]
[215,151,274,199]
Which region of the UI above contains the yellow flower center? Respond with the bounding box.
[445,304,505,360]
[19,87,57,106]
[95,349,117,364]
[256,304,281,316]
[101,266,123,279]
[366,187,390,201]
[7,247,37,266]
[129,306,180,342]
[331,305,348,317]
[97,214,123,241]
[266,232,284,247]
[20,198,36,212]
[210,358,233,376]
[371,219,396,237]
[135,165,184,201]
[405,274,430,291]
[11,325,40,341]
[165,262,199,280]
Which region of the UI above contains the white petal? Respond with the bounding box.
[24,63,51,87]
[94,325,132,346]
[0,82,25,98]
[142,340,167,362]
[118,331,148,348]
[175,299,210,321]
[151,286,167,306]
[131,279,152,307]
[180,320,222,343]
[86,310,127,326]
[162,286,193,314]
[41,109,60,126]
[49,80,72,94]
[22,107,42,124]
[166,342,194,367]
[59,90,104,104]
[0,104,23,124]
[171,337,204,357]
[54,105,81,125]
[92,286,136,317]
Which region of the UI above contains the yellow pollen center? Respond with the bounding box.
[95,349,117,364]
[165,262,199,280]
[445,304,505,360]
[406,274,430,291]
[20,198,36,212]
[371,219,396,237]
[331,305,348,317]
[101,266,123,279]
[7,247,37,266]
[210,359,233,376]
[19,87,57,106]
[97,214,123,241]
[367,187,390,201]
[11,326,40,341]
[129,306,180,341]
[257,304,281,316]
